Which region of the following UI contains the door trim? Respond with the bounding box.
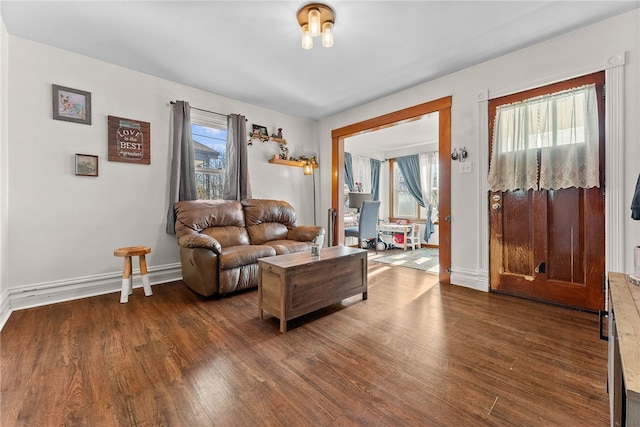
[331,97,452,284]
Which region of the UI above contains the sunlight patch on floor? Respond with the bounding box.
[368,265,392,276]
[412,257,433,265]
[369,248,439,274]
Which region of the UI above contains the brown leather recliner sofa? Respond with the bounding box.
[174,198,325,297]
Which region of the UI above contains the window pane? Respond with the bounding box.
[191,119,227,200]
[393,163,417,218]
[397,192,417,217]
[496,86,591,153]
[195,170,224,200]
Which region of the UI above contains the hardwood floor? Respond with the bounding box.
[1,260,609,426]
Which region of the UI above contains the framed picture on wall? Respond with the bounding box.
[107,115,151,165]
[52,84,92,125]
[251,124,269,141]
[75,154,98,176]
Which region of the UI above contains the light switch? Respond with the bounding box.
[459,161,472,174]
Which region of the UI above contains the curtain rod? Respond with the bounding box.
[169,101,228,118]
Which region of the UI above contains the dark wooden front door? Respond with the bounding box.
[488,73,605,311]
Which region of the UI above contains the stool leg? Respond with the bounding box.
[120,256,133,303]
[139,254,152,297]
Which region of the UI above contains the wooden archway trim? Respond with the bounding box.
[331,96,452,284]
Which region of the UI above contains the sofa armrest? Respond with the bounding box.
[177,234,222,254]
[287,226,325,244]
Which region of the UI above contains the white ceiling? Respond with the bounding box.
[2,0,638,126]
[345,113,439,158]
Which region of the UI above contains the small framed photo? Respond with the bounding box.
[252,124,268,139]
[52,84,92,125]
[75,154,98,177]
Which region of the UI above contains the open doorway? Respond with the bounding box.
[331,97,452,284]
[344,114,440,273]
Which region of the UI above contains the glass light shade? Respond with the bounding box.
[308,8,321,37]
[321,22,334,48]
[303,163,313,175]
[301,24,313,49]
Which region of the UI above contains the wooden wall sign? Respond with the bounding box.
[107,115,151,164]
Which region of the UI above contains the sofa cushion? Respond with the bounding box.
[202,226,250,248]
[175,200,249,247]
[242,199,297,244]
[219,245,276,270]
[264,240,310,255]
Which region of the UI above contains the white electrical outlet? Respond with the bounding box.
[459,161,472,174]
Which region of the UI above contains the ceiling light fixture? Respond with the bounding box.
[297,3,335,49]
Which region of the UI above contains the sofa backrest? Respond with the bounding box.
[242,199,296,245]
[174,200,250,247]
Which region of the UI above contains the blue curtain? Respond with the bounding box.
[370,159,381,201]
[425,205,435,242]
[344,152,354,191]
[397,155,433,242]
[396,155,425,207]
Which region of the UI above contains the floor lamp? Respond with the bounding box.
[303,162,316,225]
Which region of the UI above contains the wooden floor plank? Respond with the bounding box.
[0,260,609,426]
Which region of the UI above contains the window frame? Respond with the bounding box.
[388,158,429,223]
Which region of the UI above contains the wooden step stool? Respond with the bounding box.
[114,246,152,303]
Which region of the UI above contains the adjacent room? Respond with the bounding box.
[1,1,639,426]
[342,113,441,274]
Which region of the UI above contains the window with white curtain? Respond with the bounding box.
[350,154,372,193]
[488,84,599,192]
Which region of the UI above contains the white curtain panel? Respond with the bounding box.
[419,152,436,206]
[420,152,438,222]
[488,84,599,192]
[351,154,372,192]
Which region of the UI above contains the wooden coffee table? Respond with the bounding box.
[258,246,368,332]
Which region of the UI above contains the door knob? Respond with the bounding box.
[492,203,501,210]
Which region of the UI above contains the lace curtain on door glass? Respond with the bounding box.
[488,84,600,192]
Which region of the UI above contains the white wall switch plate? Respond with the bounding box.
[459,161,472,174]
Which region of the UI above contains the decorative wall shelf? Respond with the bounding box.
[269,157,318,169]
[248,136,287,145]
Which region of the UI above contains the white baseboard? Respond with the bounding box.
[450,267,489,292]
[0,288,10,331]
[2,263,182,327]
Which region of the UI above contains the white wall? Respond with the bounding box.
[318,9,640,290]
[3,37,316,316]
[0,15,9,325]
